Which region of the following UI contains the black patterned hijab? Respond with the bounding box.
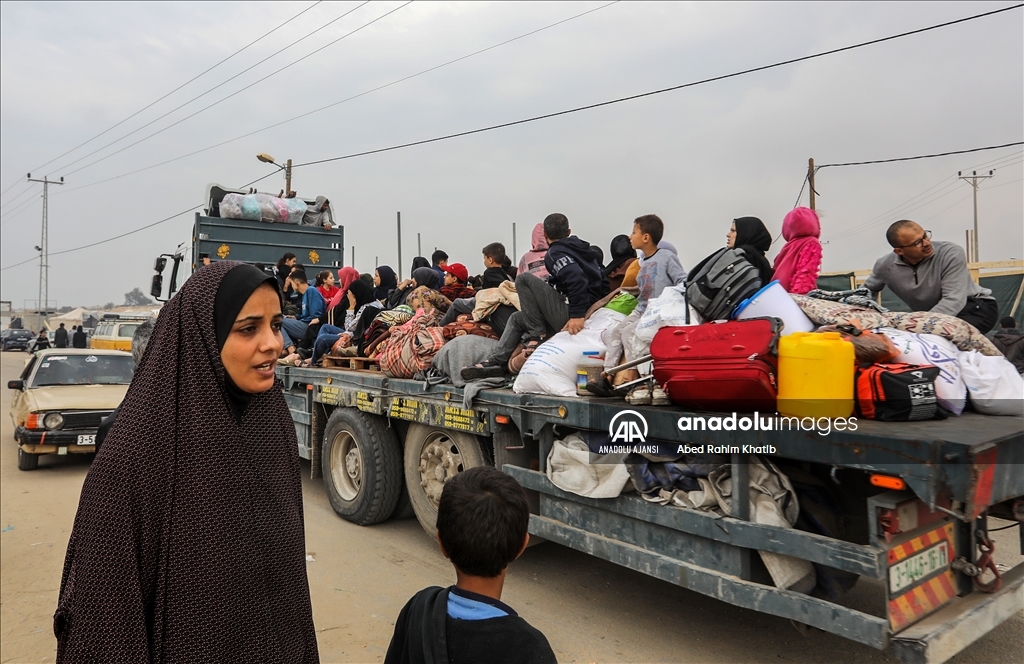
[55,261,318,663]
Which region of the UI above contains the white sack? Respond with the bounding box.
[546,433,630,499]
[958,350,1024,416]
[878,328,967,415]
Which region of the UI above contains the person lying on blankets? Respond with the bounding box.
[864,220,998,334]
[595,214,687,405]
[387,266,441,309]
[462,213,608,380]
[280,271,326,359]
[439,243,515,332]
[306,280,379,366]
[441,263,476,301]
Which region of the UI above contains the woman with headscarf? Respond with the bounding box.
[410,256,430,273]
[772,207,822,294]
[307,280,379,366]
[54,262,318,663]
[604,234,637,291]
[373,265,398,302]
[727,216,774,286]
[336,266,360,294]
[518,222,550,279]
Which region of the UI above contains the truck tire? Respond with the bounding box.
[321,408,401,526]
[403,424,489,535]
[18,448,39,471]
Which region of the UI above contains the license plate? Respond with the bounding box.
[77,434,96,445]
[889,541,949,594]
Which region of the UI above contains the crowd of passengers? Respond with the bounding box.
[259,209,1015,398]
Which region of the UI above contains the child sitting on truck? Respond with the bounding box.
[385,467,556,664]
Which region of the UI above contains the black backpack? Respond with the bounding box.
[684,247,762,323]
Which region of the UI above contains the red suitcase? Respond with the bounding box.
[651,318,781,412]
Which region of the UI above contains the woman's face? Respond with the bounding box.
[285,257,297,267]
[325,272,336,287]
[221,284,283,394]
[726,223,737,249]
[373,271,381,286]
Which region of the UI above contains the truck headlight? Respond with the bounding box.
[43,412,64,430]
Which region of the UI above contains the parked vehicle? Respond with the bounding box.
[8,348,134,470]
[89,316,151,352]
[1,329,34,351]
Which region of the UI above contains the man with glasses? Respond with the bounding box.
[864,220,998,333]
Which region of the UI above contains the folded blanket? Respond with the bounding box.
[806,287,887,313]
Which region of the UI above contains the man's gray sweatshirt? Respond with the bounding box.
[863,241,992,315]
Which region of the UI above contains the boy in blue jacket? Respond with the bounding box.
[280,270,325,355]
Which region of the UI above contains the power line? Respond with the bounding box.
[52,1,620,197]
[24,2,324,178]
[0,194,41,227]
[292,4,1024,170]
[5,3,1020,271]
[54,1,377,177]
[0,183,38,212]
[815,141,1024,170]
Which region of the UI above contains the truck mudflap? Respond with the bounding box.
[889,562,1023,664]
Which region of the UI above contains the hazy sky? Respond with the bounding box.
[1,1,1021,308]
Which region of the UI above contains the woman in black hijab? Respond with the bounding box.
[55,262,318,663]
[373,265,398,302]
[410,256,430,272]
[728,216,774,286]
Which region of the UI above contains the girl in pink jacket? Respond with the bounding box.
[772,207,822,294]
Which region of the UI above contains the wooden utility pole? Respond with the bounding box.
[807,158,816,210]
[285,158,293,195]
[512,222,517,263]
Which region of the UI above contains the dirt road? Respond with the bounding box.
[1,350,1021,663]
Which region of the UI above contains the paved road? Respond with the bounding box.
[1,350,1021,663]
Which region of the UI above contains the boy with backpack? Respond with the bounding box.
[384,467,556,664]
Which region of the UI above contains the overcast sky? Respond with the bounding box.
[1,1,1021,309]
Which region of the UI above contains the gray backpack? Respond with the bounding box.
[684,247,763,323]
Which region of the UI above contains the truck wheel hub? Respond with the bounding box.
[419,440,464,506]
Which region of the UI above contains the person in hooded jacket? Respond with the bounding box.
[463,213,608,380]
[54,262,318,663]
[72,325,88,349]
[992,316,1024,374]
[727,216,774,287]
[772,207,823,294]
[517,223,550,280]
[302,196,334,230]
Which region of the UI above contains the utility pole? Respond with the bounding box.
[285,158,292,195]
[958,170,994,262]
[512,222,517,264]
[397,212,403,280]
[417,232,422,258]
[351,246,355,270]
[807,158,817,211]
[26,174,64,313]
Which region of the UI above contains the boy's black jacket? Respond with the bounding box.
[544,235,609,317]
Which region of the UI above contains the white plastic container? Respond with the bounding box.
[732,280,814,336]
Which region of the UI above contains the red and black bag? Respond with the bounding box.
[855,363,939,421]
[651,317,781,412]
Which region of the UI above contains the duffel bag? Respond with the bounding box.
[854,363,940,421]
[685,247,762,323]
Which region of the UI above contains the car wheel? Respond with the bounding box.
[403,424,490,536]
[17,448,39,471]
[321,407,402,526]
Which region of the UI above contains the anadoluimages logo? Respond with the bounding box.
[609,410,649,444]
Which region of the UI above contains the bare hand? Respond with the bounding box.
[347,291,356,308]
[310,318,320,325]
[563,317,585,334]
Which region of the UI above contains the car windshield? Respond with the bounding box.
[31,354,134,387]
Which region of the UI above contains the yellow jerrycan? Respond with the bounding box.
[777,331,855,419]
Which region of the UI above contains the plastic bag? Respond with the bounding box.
[239,194,261,221]
[634,285,694,344]
[514,329,606,398]
[285,197,307,225]
[219,193,244,219]
[605,292,638,316]
[255,193,288,223]
[958,351,1024,416]
[877,328,966,415]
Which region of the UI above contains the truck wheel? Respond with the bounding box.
[403,424,489,535]
[321,408,401,526]
[17,448,39,471]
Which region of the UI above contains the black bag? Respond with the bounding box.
[855,363,940,421]
[684,247,762,323]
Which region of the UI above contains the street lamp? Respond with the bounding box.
[256,153,292,195]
